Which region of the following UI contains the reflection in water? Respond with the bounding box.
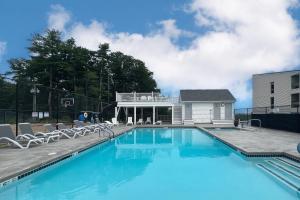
[115,128,231,158]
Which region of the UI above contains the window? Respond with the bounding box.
[291,74,299,89]
[270,82,274,94]
[291,93,299,108]
[270,97,274,109]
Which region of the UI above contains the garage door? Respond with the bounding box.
[192,103,213,123]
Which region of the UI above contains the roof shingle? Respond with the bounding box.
[180,89,236,102]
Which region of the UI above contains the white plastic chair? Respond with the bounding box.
[145,117,152,125]
[112,118,119,126]
[126,117,133,126]
[136,118,143,125]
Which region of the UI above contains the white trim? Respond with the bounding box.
[153,106,155,125]
[134,106,136,124]
[180,100,235,103]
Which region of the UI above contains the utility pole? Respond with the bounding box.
[30,81,40,120]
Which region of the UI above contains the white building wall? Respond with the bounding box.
[253,71,300,107]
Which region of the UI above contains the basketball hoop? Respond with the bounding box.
[64,101,70,108]
[61,98,74,108]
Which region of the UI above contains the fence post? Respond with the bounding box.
[4,110,6,124]
[15,81,19,136]
[56,90,59,129]
[246,108,249,121]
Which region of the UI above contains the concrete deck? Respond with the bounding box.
[201,126,300,161]
[0,125,134,184]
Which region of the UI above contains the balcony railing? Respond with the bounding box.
[116,92,178,103]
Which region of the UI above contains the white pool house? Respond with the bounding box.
[115,89,236,125]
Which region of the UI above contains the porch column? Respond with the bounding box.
[141,108,143,121]
[153,106,155,124]
[134,106,137,124]
[115,107,118,119]
[125,107,128,121]
[171,105,174,124]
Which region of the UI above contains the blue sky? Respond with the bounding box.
[1,0,300,108]
[0,0,196,66]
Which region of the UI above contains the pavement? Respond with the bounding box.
[200,126,300,161]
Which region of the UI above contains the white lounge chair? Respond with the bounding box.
[57,123,85,138]
[105,120,113,125]
[112,118,119,126]
[19,123,59,143]
[136,118,143,125]
[145,117,151,125]
[155,120,162,125]
[73,120,96,134]
[0,124,44,149]
[104,120,114,129]
[44,124,73,139]
[126,117,133,126]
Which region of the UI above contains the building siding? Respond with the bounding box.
[181,102,234,123]
[253,71,300,108]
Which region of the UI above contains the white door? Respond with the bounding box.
[185,103,192,120]
[192,103,213,123]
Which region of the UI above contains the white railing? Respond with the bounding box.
[116,92,178,103]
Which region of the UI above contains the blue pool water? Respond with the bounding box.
[0,128,299,200]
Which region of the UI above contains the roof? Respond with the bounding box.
[253,69,300,76]
[180,89,236,102]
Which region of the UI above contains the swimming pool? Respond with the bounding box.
[0,128,299,200]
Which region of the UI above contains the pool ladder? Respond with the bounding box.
[98,126,115,139]
[256,158,300,194]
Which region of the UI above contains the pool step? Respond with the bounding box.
[268,160,300,179]
[257,162,300,193]
[275,158,300,171]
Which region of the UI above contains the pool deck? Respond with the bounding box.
[0,125,135,184]
[0,124,300,185]
[199,126,300,161]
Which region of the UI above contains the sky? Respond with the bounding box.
[1,0,300,108]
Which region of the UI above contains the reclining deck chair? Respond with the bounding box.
[0,124,44,149]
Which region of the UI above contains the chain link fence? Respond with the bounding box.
[0,77,115,133]
[234,105,300,121]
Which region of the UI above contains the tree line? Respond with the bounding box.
[0,29,159,117]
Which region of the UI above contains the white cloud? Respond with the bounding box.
[48,4,71,32]
[47,2,300,103]
[0,41,6,62]
[157,19,195,39]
